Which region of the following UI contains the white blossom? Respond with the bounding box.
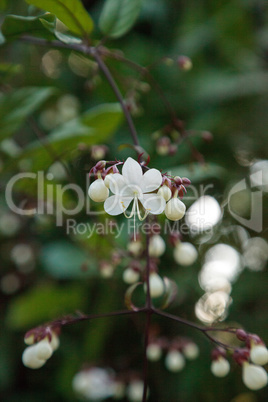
[104,158,166,220]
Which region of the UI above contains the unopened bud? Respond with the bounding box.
[177,55,192,71]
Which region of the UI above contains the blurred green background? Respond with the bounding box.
[0,0,268,401]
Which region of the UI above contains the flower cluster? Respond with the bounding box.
[210,329,268,390]
[146,336,199,372]
[72,366,148,401]
[88,157,190,222]
[22,327,60,369]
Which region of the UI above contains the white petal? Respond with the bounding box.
[104,195,133,216]
[122,157,143,185]
[141,168,162,192]
[108,173,132,196]
[139,194,166,214]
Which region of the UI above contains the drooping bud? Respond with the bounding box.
[148,235,166,258]
[157,185,172,201]
[173,242,198,266]
[88,179,109,202]
[165,350,185,372]
[177,55,193,71]
[211,356,230,377]
[123,268,140,284]
[242,363,268,390]
[183,343,199,360]
[250,344,268,366]
[165,198,186,221]
[145,273,165,298]
[147,343,162,361]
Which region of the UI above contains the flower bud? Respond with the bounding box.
[236,329,248,341]
[35,338,53,360]
[147,343,162,361]
[127,380,147,402]
[165,198,186,221]
[148,235,166,258]
[157,185,172,201]
[242,363,268,390]
[123,268,140,284]
[211,356,230,377]
[250,344,268,366]
[88,179,109,202]
[183,343,199,360]
[127,240,143,256]
[22,344,46,369]
[173,242,198,266]
[177,55,193,71]
[145,273,165,298]
[165,350,185,372]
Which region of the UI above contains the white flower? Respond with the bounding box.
[148,235,166,257]
[173,242,198,266]
[250,344,268,366]
[242,363,268,390]
[73,368,115,400]
[104,158,166,220]
[165,350,185,372]
[22,333,60,369]
[211,356,230,377]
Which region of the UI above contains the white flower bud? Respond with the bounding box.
[165,198,186,221]
[104,174,113,188]
[35,338,53,360]
[127,380,146,402]
[146,344,162,361]
[211,357,230,377]
[127,240,143,256]
[183,343,199,360]
[24,334,35,345]
[242,363,268,390]
[165,350,185,372]
[22,344,46,369]
[123,268,140,284]
[50,333,60,351]
[157,185,172,201]
[113,381,125,399]
[173,242,198,266]
[250,344,268,366]
[145,273,165,298]
[148,235,166,258]
[88,179,109,202]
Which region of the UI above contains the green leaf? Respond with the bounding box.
[0,14,56,42]
[99,0,142,38]
[6,283,87,330]
[40,241,97,279]
[0,86,55,140]
[25,0,94,37]
[16,103,123,171]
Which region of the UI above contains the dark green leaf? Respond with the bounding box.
[99,0,142,38]
[25,0,94,37]
[0,13,56,42]
[0,86,55,140]
[16,103,123,171]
